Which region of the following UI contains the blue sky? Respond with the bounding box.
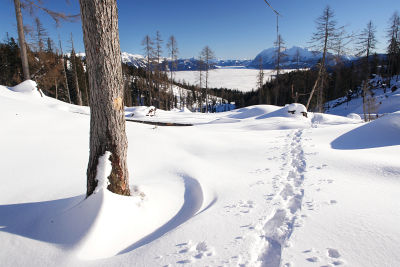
[1,0,398,59]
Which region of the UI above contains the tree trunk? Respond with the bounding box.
[55,78,58,99]
[79,0,130,197]
[13,0,30,80]
[59,41,72,103]
[72,54,83,106]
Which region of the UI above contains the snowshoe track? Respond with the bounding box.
[256,129,306,267]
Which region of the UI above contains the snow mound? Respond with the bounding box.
[228,105,280,119]
[347,113,362,120]
[229,104,312,131]
[8,80,42,97]
[331,111,400,149]
[312,113,363,125]
[257,103,308,119]
[9,80,37,93]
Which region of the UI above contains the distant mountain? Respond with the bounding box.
[71,49,357,71]
[174,58,251,71]
[121,52,146,68]
[121,52,251,71]
[248,46,356,69]
[216,59,252,67]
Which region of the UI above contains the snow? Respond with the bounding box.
[326,75,400,118]
[1,80,400,267]
[121,52,146,68]
[94,151,112,194]
[175,68,295,92]
[8,79,42,97]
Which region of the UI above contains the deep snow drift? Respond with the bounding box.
[0,81,399,267]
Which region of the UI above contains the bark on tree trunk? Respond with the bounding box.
[72,54,83,106]
[59,41,72,103]
[14,0,30,80]
[79,0,130,197]
[55,78,58,99]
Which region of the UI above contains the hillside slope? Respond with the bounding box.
[0,81,399,266]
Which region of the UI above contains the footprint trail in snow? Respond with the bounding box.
[252,129,307,267]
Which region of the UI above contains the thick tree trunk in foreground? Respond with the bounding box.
[13,0,30,80]
[79,0,130,197]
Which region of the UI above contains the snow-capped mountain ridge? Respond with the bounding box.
[249,46,356,69]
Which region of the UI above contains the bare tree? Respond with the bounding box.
[295,47,301,70]
[79,0,130,197]
[70,33,83,106]
[273,34,286,105]
[357,21,377,59]
[387,12,400,80]
[307,5,338,112]
[167,35,178,108]
[196,57,205,111]
[13,0,30,80]
[200,46,215,113]
[154,31,163,107]
[59,38,72,103]
[34,17,47,52]
[142,35,155,106]
[357,21,377,121]
[274,34,286,77]
[257,56,264,104]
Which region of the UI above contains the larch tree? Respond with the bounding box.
[166,35,178,108]
[200,46,215,113]
[142,35,155,106]
[331,27,353,100]
[196,56,205,112]
[59,38,72,103]
[154,31,163,107]
[69,33,83,106]
[257,56,264,104]
[307,5,338,112]
[295,47,301,70]
[13,0,30,80]
[357,20,377,121]
[387,12,400,80]
[34,17,47,52]
[273,34,286,105]
[79,0,130,197]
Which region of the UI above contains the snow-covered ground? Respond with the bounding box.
[1,81,400,267]
[326,75,400,118]
[175,68,296,92]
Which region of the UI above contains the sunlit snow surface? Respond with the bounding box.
[0,81,399,267]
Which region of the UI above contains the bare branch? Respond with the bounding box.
[22,0,80,27]
[263,0,280,16]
